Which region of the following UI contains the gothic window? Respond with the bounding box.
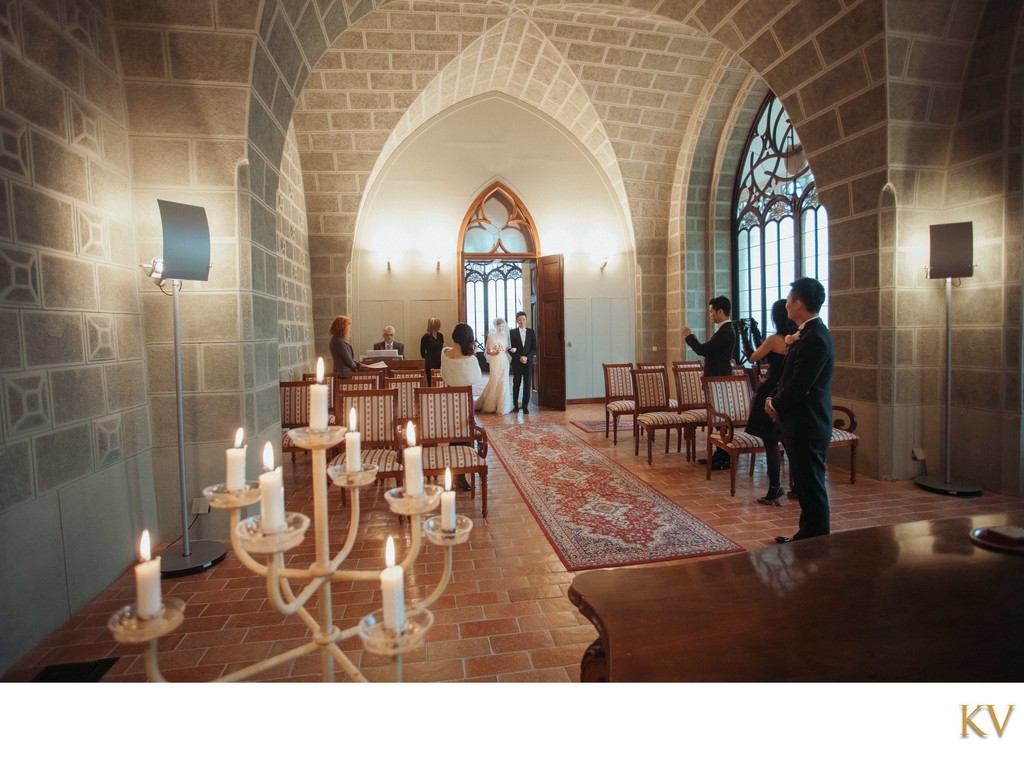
[734,93,828,332]
[460,183,538,350]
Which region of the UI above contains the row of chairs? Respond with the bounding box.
[279,380,488,517]
[604,361,859,495]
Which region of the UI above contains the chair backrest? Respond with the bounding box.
[335,388,398,447]
[430,368,445,387]
[334,378,379,412]
[731,364,753,392]
[672,360,702,368]
[280,380,314,428]
[702,375,753,425]
[637,361,666,370]
[384,375,422,421]
[389,368,424,378]
[414,385,476,445]
[630,367,673,413]
[302,373,337,411]
[350,369,385,388]
[602,363,633,403]
[672,365,706,410]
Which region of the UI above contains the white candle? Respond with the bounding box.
[345,407,361,472]
[441,468,456,531]
[226,427,246,491]
[134,530,162,619]
[310,357,329,430]
[380,536,406,633]
[259,442,286,533]
[403,421,423,496]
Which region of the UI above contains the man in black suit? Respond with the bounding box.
[766,277,834,543]
[509,310,536,413]
[372,325,404,356]
[683,295,736,468]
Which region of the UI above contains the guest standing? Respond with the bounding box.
[766,278,835,543]
[440,323,482,491]
[508,310,536,413]
[744,299,796,506]
[682,295,736,468]
[329,315,365,379]
[420,317,444,386]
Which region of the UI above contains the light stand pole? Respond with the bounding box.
[914,222,981,497]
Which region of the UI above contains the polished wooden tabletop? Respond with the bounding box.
[568,510,1024,681]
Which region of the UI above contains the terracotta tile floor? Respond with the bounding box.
[6,403,1023,683]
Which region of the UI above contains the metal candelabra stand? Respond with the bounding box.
[108,424,473,682]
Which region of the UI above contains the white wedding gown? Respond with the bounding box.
[475,333,514,414]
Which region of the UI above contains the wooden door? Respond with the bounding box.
[536,254,565,410]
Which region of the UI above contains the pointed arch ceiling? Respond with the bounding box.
[291,1,751,259]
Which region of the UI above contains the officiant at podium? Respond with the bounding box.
[372,325,404,356]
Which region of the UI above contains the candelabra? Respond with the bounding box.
[108,424,473,682]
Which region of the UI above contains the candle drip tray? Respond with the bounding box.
[234,512,310,554]
[327,463,378,488]
[287,426,345,450]
[203,481,261,510]
[359,606,433,656]
[423,514,474,545]
[384,484,442,515]
[108,597,186,643]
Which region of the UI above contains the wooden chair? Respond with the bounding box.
[672,364,708,461]
[280,380,313,463]
[701,375,765,495]
[430,368,445,387]
[829,406,859,483]
[334,378,378,413]
[350,369,385,388]
[602,363,634,444]
[631,367,701,465]
[389,368,424,379]
[384,374,422,431]
[329,387,403,488]
[637,361,666,370]
[414,385,488,517]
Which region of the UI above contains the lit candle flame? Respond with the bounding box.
[385,535,395,568]
[140,530,151,562]
[445,468,452,492]
[349,407,357,430]
[234,427,244,448]
[262,441,275,471]
[316,356,324,384]
[406,421,416,447]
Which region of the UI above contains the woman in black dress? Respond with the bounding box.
[420,317,444,385]
[744,299,797,506]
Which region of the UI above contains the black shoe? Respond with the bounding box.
[786,489,798,499]
[711,459,731,470]
[455,475,472,491]
[697,458,708,465]
[775,536,792,544]
[512,405,519,412]
[522,406,529,414]
[757,486,784,507]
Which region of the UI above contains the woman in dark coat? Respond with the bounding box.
[420,316,444,386]
[329,315,362,378]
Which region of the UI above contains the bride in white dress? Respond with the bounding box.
[475,318,514,414]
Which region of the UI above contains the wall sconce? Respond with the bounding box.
[386,257,391,272]
[436,256,441,271]
[600,257,608,271]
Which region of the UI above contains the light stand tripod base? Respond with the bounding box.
[914,474,982,498]
[158,539,227,577]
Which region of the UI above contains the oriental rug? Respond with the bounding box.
[488,423,743,571]
[570,418,634,434]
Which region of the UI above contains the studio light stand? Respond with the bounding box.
[142,200,227,576]
[914,221,982,497]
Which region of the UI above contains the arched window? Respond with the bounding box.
[734,93,828,333]
[459,183,539,351]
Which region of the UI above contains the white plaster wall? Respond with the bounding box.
[352,94,635,398]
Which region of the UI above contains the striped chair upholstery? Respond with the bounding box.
[631,367,700,465]
[603,363,634,444]
[430,368,445,387]
[672,364,708,461]
[280,380,312,462]
[302,372,337,412]
[389,368,425,378]
[328,388,402,486]
[414,385,488,517]
[384,375,422,430]
[350,369,385,388]
[702,375,764,495]
[334,378,378,411]
[828,405,859,484]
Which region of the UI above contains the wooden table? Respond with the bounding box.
[568,510,1024,681]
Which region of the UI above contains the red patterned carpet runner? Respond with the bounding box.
[570,418,634,434]
[488,423,743,570]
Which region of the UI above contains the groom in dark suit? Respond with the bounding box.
[766,277,835,543]
[509,310,536,413]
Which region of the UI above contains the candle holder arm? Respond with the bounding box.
[266,553,327,617]
[418,545,456,609]
[216,641,321,683]
[325,484,363,574]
